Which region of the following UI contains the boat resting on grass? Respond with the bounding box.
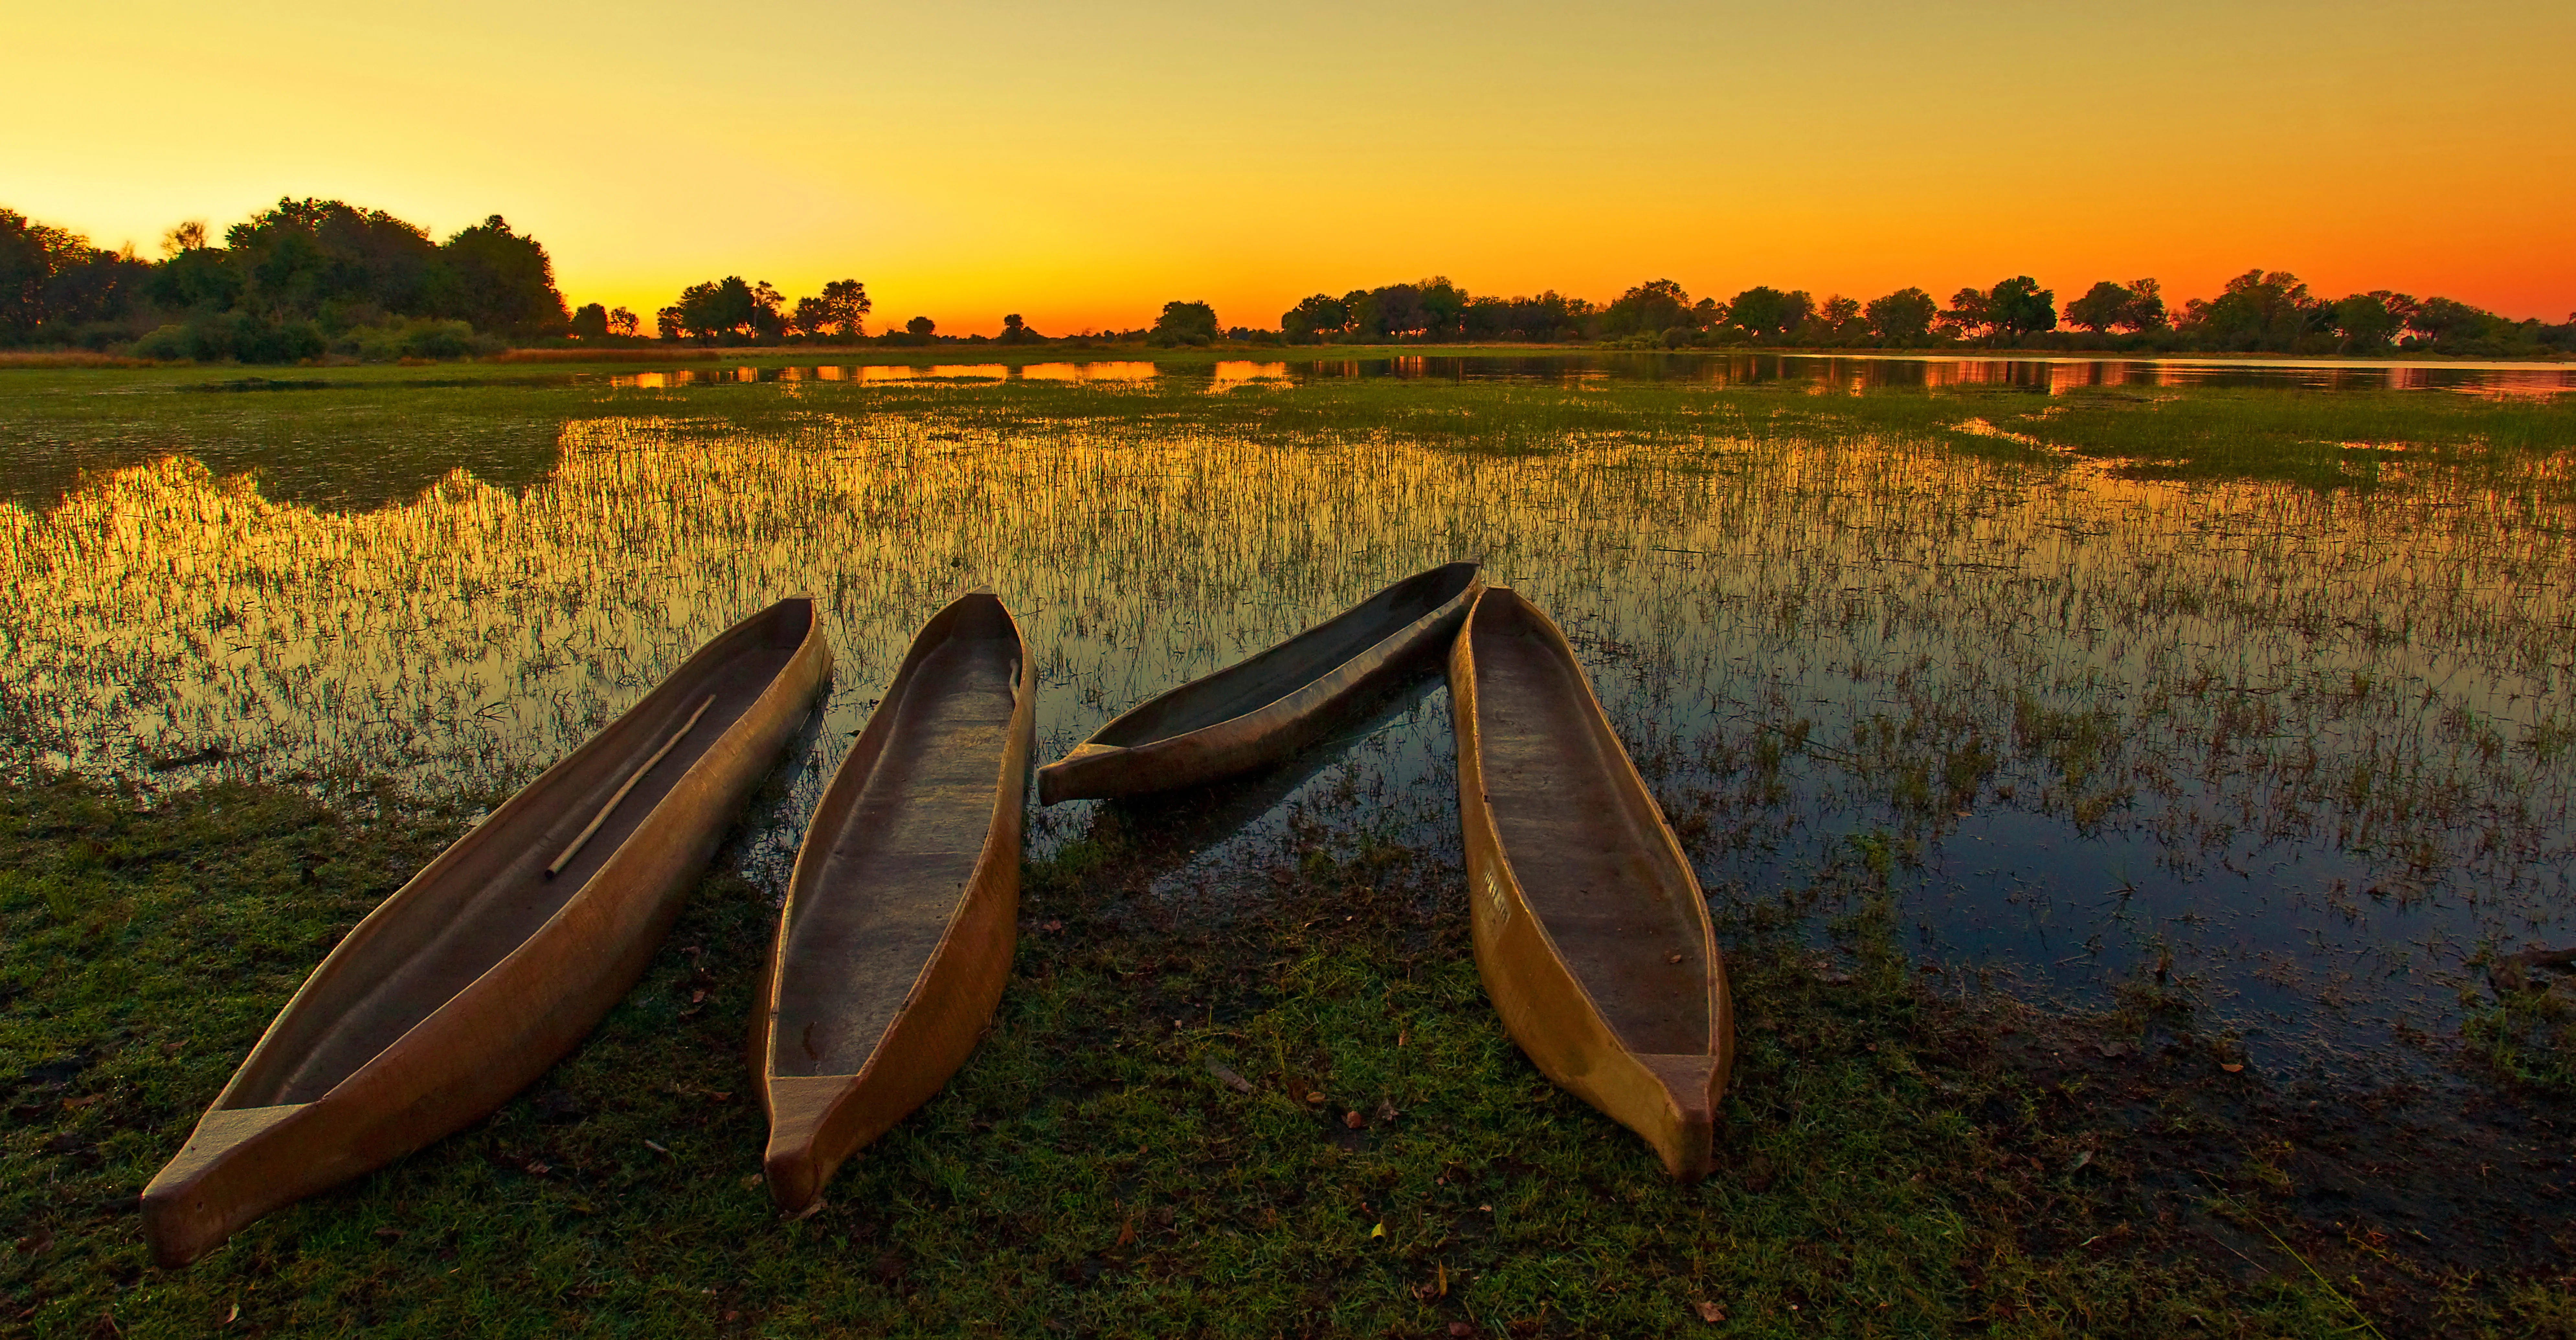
[756,589,1034,1213]
[1036,560,1480,805]
[1447,586,1733,1179]
[141,598,832,1267]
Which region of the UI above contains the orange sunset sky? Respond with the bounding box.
[11,1,2573,337]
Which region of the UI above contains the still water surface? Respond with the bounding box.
[6,364,2570,1077]
[609,352,2576,396]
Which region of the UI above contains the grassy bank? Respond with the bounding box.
[5,774,2570,1337]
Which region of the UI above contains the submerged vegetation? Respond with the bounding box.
[2,366,2573,1333]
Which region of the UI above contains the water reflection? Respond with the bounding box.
[1019,362,1159,383]
[602,353,2576,395]
[4,410,2570,1074]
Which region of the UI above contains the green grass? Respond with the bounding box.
[6,363,2574,514]
[7,777,2570,1337]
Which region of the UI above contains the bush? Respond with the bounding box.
[130,313,493,363]
[129,312,325,363]
[330,318,490,362]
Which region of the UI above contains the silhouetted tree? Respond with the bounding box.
[1371,285,1427,338]
[2332,291,2412,352]
[1282,293,1348,342]
[224,197,445,320]
[905,315,937,340]
[1603,279,1693,338]
[1989,276,2055,340]
[1,208,153,344]
[569,302,610,339]
[1864,287,1937,344]
[1417,277,1466,340]
[1461,290,1592,342]
[608,307,639,338]
[996,312,1046,344]
[438,215,569,336]
[2406,296,2503,347]
[2064,281,2129,334]
[3,208,85,337]
[2178,270,2328,351]
[1937,287,1990,341]
[1942,277,2054,344]
[663,276,780,341]
[1811,295,1864,342]
[2066,278,2167,333]
[792,278,870,339]
[1727,286,1812,341]
[1151,300,1219,345]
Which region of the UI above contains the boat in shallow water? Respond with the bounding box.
[1036,561,1480,804]
[756,589,1033,1213]
[1447,586,1733,1179]
[142,598,832,1266]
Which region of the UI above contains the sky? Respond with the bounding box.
[9,0,2573,336]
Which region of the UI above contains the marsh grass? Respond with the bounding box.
[2462,976,2576,1095]
[9,775,2570,1337]
[4,365,2575,1333]
[3,370,2571,1061]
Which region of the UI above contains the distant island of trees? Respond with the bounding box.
[6,199,2572,363]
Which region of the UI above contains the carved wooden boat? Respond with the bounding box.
[756,589,1033,1213]
[141,598,832,1266]
[1036,561,1480,804]
[1447,586,1732,1179]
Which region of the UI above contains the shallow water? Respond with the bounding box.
[607,353,2576,396]
[4,377,2570,1077]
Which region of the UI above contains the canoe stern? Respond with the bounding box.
[760,1075,854,1212]
[139,1105,308,1268]
[1632,1053,1723,1181]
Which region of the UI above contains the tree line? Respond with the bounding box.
[4,200,569,361]
[1267,273,2575,358]
[8,198,2572,362]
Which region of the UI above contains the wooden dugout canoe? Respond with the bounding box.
[141,598,832,1267]
[1036,561,1480,805]
[1447,586,1732,1179]
[756,589,1033,1213]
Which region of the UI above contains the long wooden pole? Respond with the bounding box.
[544,694,716,880]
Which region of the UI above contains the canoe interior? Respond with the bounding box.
[771,597,1022,1078]
[1090,561,1478,747]
[223,600,818,1109]
[1469,592,1709,1055]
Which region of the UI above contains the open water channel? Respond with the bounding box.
[5,357,2570,1079]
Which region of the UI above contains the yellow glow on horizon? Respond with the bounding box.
[7,1,2572,336]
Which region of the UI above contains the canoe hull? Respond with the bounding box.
[1036,562,1480,804]
[758,590,1034,1212]
[142,599,832,1267]
[1448,587,1732,1179]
